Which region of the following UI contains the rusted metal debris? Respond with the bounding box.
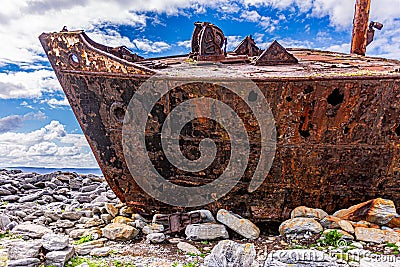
[154,212,201,234]
[189,22,226,61]
[366,21,383,46]
[255,40,298,66]
[39,20,400,222]
[233,35,262,57]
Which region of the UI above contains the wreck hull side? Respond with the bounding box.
[39,31,400,220]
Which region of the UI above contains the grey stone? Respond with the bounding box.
[45,245,75,267]
[216,209,260,239]
[18,192,42,203]
[0,214,11,230]
[101,214,113,224]
[6,258,41,267]
[53,219,75,228]
[2,184,18,194]
[42,233,69,251]
[8,240,42,260]
[189,209,216,223]
[177,241,201,255]
[61,211,82,221]
[53,195,68,202]
[14,211,27,218]
[0,188,12,195]
[185,223,229,241]
[5,221,18,231]
[142,223,164,235]
[1,195,19,202]
[44,211,61,221]
[12,223,52,238]
[80,184,98,192]
[146,233,166,243]
[203,240,256,267]
[264,249,341,267]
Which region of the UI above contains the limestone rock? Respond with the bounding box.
[6,258,41,267]
[203,240,256,267]
[90,246,111,257]
[350,220,380,229]
[11,223,52,238]
[216,209,259,239]
[84,218,104,228]
[185,223,229,241]
[61,211,82,221]
[142,223,164,235]
[334,198,397,225]
[102,223,138,241]
[0,215,11,230]
[42,233,69,251]
[177,241,201,255]
[279,218,323,235]
[146,233,166,243]
[112,216,134,225]
[8,240,42,260]
[45,245,75,267]
[354,227,400,243]
[264,249,341,267]
[291,206,328,220]
[105,203,119,217]
[74,239,104,255]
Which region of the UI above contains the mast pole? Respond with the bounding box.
[351,0,371,55]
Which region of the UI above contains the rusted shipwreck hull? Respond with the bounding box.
[39,28,400,221]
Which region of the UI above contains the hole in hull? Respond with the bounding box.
[327,88,344,106]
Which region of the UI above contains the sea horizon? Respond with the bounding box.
[1,166,103,176]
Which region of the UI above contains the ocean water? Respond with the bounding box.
[3,167,103,176]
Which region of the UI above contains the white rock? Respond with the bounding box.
[42,233,69,251]
[203,240,256,267]
[177,241,201,255]
[185,223,229,241]
[216,209,259,239]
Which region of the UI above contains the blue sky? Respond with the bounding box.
[0,0,399,168]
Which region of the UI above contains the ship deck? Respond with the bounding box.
[137,49,400,80]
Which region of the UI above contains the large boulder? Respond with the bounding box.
[203,240,256,267]
[216,209,259,239]
[279,218,323,235]
[6,258,41,267]
[185,223,229,241]
[8,240,42,260]
[291,206,328,220]
[354,227,400,243]
[320,216,354,234]
[102,222,138,241]
[334,198,397,225]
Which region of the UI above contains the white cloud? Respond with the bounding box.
[0,111,46,133]
[133,39,171,53]
[0,120,98,168]
[0,69,61,99]
[177,40,191,49]
[41,96,70,108]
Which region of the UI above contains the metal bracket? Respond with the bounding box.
[234,35,262,57]
[255,40,298,66]
[154,212,201,234]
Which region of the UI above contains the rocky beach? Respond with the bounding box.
[0,169,399,267]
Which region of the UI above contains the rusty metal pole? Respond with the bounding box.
[351,0,371,55]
